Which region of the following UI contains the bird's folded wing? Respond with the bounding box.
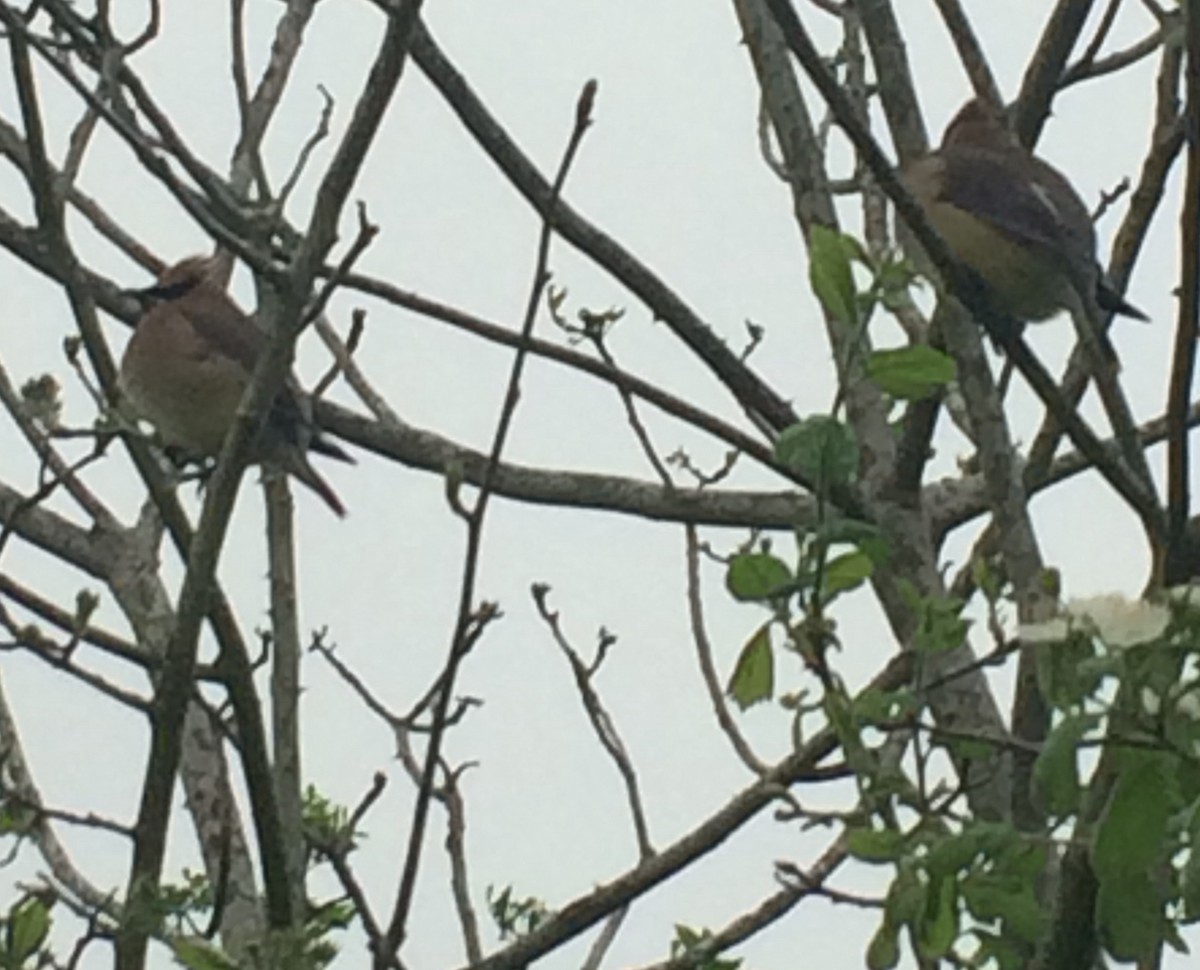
[936,147,1072,257]
[183,301,264,374]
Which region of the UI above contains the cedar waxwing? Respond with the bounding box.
[903,98,1146,329]
[118,256,353,517]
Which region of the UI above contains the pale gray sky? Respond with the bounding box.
[0,2,1185,968]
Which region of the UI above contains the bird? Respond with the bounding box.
[118,255,353,517]
[902,98,1147,333]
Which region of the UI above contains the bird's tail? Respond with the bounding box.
[1097,275,1149,322]
[309,431,355,464]
[285,452,347,517]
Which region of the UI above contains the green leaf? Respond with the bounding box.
[822,550,874,600]
[866,918,900,970]
[1097,870,1163,962]
[1000,838,1049,882]
[670,924,742,970]
[960,873,1046,942]
[172,938,239,970]
[1162,921,1190,956]
[1183,808,1200,920]
[846,826,907,863]
[1035,633,1102,710]
[939,734,995,763]
[970,928,1030,970]
[955,820,1021,859]
[1180,757,1200,807]
[1032,713,1098,818]
[916,873,958,958]
[774,416,858,487]
[906,588,969,653]
[1094,750,1178,880]
[814,518,891,566]
[814,517,880,546]
[885,866,925,924]
[925,829,985,878]
[673,923,701,951]
[971,556,1004,603]
[875,254,921,310]
[726,553,793,602]
[726,623,774,710]
[0,803,35,836]
[809,225,861,327]
[6,898,49,963]
[825,687,875,776]
[866,345,956,400]
[851,686,917,727]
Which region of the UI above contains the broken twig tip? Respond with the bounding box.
[577,79,598,128]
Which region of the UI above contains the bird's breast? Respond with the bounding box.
[119,316,250,456]
[923,200,1074,322]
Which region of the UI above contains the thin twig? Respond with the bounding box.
[684,526,768,775]
[532,583,654,860]
[382,79,598,963]
[312,308,366,401]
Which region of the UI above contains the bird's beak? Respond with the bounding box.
[122,279,191,303]
[119,287,158,316]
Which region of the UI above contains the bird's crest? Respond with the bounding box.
[143,255,220,301]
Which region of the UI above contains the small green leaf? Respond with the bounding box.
[866,918,900,970]
[1035,634,1105,710]
[727,623,774,710]
[7,898,50,963]
[916,873,958,958]
[1032,713,1097,817]
[1000,838,1049,882]
[822,550,874,600]
[670,924,742,970]
[909,591,969,653]
[1097,871,1164,962]
[940,734,995,762]
[173,938,239,970]
[0,804,35,836]
[846,826,907,863]
[885,866,925,924]
[866,345,956,400]
[809,225,861,327]
[875,254,922,311]
[971,556,1004,602]
[851,686,917,727]
[1094,750,1178,880]
[672,923,701,951]
[925,829,984,878]
[814,518,890,565]
[960,874,1046,942]
[1180,757,1200,807]
[970,928,1031,970]
[775,416,858,487]
[726,553,793,602]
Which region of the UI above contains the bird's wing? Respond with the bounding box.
[936,146,1082,259]
[181,295,264,374]
[180,295,324,450]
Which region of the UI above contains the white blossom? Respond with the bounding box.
[1068,594,1170,647]
[1018,594,1170,649]
[1018,617,1071,643]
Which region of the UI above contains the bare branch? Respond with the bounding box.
[383,77,596,962]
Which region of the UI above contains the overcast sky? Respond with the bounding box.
[0,2,1186,968]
